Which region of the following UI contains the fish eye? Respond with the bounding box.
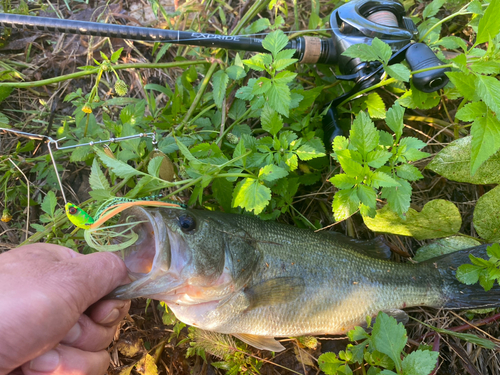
[68,206,77,215]
[178,214,196,233]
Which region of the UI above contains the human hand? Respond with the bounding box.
[0,243,131,375]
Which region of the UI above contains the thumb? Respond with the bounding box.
[58,252,131,315]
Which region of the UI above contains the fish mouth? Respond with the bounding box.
[107,206,186,300]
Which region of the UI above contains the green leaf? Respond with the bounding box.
[475,74,500,114]
[364,92,386,119]
[385,64,410,82]
[437,36,467,52]
[357,184,376,209]
[267,82,291,117]
[342,43,379,62]
[337,152,364,178]
[455,102,487,122]
[274,70,297,85]
[212,178,234,213]
[244,18,271,34]
[41,190,58,217]
[395,164,423,181]
[401,350,439,375]
[426,136,500,184]
[371,171,400,188]
[258,164,288,182]
[350,111,379,156]
[332,188,360,221]
[330,174,357,189]
[95,148,142,179]
[372,312,407,372]
[318,353,342,374]
[236,79,256,100]
[226,65,246,81]
[367,150,392,168]
[456,264,482,285]
[470,61,500,75]
[487,243,500,261]
[363,199,462,240]
[147,156,164,178]
[385,103,405,140]
[380,178,412,218]
[296,143,326,160]
[446,72,478,101]
[262,30,289,57]
[414,236,481,262]
[398,83,440,109]
[89,158,111,191]
[233,178,271,215]
[476,0,500,45]
[422,0,446,19]
[372,38,392,64]
[243,54,272,72]
[473,185,500,242]
[470,109,500,175]
[261,105,283,136]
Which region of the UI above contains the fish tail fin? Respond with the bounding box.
[424,244,500,309]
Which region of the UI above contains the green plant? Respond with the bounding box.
[318,312,439,375]
[457,243,500,291]
[330,104,429,220]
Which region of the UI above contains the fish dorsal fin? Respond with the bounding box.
[233,333,285,352]
[324,232,391,260]
[244,277,305,311]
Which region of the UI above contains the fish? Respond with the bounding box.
[108,206,500,352]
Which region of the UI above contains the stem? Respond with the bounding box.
[0,61,209,88]
[418,2,472,43]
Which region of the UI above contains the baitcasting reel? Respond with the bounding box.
[0,0,449,147]
[322,0,450,147]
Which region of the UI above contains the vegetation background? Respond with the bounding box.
[1,0,500,373]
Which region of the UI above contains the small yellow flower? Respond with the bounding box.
[1,209,12,223]
[82,104,93,114]
[115,80,128,96]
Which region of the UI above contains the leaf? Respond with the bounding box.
[212,70,229,108]
[385,64,411,82]
[135,354,158,375]
[470,109,500,175]
[446,72,478,101]
[364,92,386,119]
[475,75,500,114]
[350,111,379,156]
[212,178,234,213]
[371,38,392,64]
[267,82,291,117]
[330,174,356,189]
[296,143,326,160]
[342,43,379,62]
[363,200,462,240]
[357,184,376,209]
[226,65,246,81]
[244,18,271,34]
[385,103,405,140]
[367,150,392,168]
[380,178,412,218]
[426,136,500,184]
[261,105,283,136]
[89,158,110,191]
[332,188,360,221]
[414,236,481,262]
[473,185,500,242]
[395,164,423,181]
[337,152,364,177]
[437,36,468,52]
[262,30,289,57]
[401,350,439,375]
[274,70,297,85]
[258,164,288,182]
[147,156,164,178]
[243,54,272,72]
[422,0,446,19]
[476,0,500,45]
[318,352,342,374]
[233,178,271,215]
[371,171,400,188]
[41,190,58,217]
[372,312,407,372]
[456,101,487,122]
[95,148,142,179]
[398,82,440,109]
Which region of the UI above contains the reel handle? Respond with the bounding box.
[405,43,450,93]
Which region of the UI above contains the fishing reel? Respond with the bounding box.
[320,0,451,147]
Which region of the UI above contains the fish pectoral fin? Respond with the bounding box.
[244,276,305,311]
[233,333,285,352]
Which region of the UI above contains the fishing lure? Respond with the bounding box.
[65,197,185,251]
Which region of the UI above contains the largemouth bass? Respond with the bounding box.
[109,206,500,351]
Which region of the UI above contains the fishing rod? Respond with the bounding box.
[0,0,450,147]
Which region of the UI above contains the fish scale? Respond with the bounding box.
[109,207,500,351]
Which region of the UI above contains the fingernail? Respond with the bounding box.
[99,307,121,325]
[30,349,60,372]
[63,322,81,344]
